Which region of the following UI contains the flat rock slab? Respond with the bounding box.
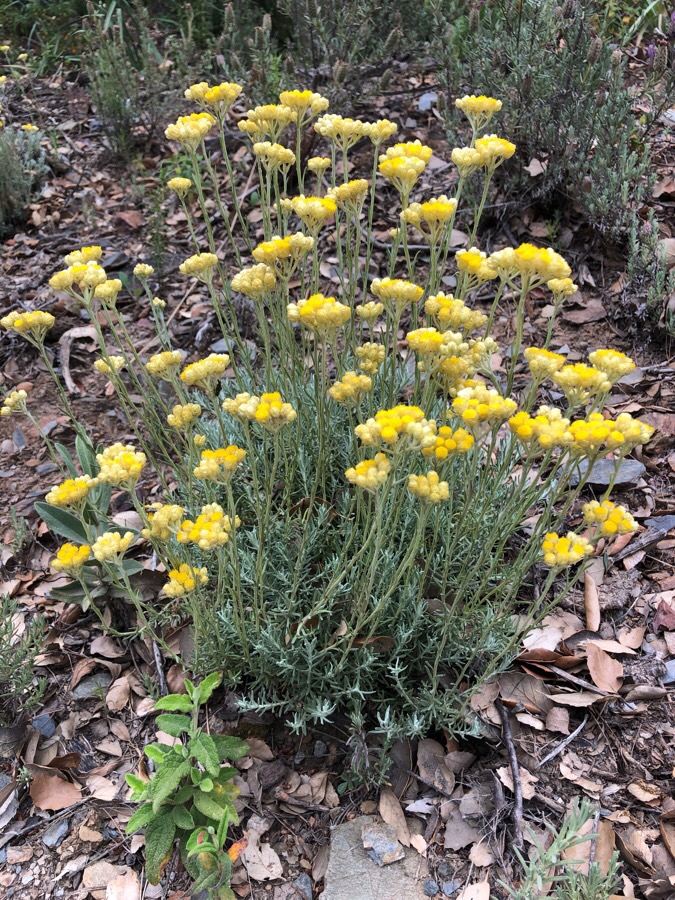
[320,816,428,900]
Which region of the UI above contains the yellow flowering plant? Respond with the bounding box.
[23,85,655,755]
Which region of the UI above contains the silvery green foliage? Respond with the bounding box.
[0,595,46,725]
[0,126,49,238]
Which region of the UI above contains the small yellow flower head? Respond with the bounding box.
[193,434,207,449]
[142,503,185,541]
[94,278,123,307]
[238,104,297,141]
[512,243,571,283]
[253,141,296,171]
[64,246,102,267]
[326,179,369,217]
[425,293,487,334]
[145,350,183,380]
[193,446,246,482]
[186,81,242,116]
[180,353,230,392]
[408,470,450,503]
[279,89,329,120]
[307,156,331,175]
[94,356,125,378]
[0,75,6,84]
[451,146,484,176]
[548,277,578,299]
[287,292,350,337]
[524,347,567,381]
[287,194,336,232]
[345,452,391,492]
[542,532,594,569]
[179,252,219,282]
[68,261,108,290]
[177,503,239,550]
[552,363,610,406]
[612,413,654,451]
[152,297,166,309]
[167,176,193,197]
[371,277,424,314]
[21,123,39,132]
[17,53,28,61]
[407,326,446,356]
[96,443,146,487]
[231,263,277,301]
[52,543,91,576]
[167,402,202,430]
[422,425,474,461]
[381,140,433,164]
[436,355,476,390]
[355,404,437,452]
[401,195,457,244]
[92,531,134,564]
[0,389,28,417]
[314,113,368,150]
[363,119,398,146]
[355,342,386,374]
[163,564,209,598]
[49,269,75,292]
[355,301,384,321]
[378,155,426,197]
[588,349,635,384]
[185,84,214,103]
[252,233,314,279]
[1,310,55,342]
[165,112,216,149]
[509,407,572,451]
[456,248,497,283]
[582,500,637,538]
[567,413,623,456]
[254,392,297,431]
[328,371,372,404]
[474,134,516,168]
[0,45,10,52]
[452,384,518,432]
[455,95,503,130]
[45,475,97,509]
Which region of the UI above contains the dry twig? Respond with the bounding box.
[496,699,524,852]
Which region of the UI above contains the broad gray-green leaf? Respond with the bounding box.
[156,714,192,738]
[171,805,195,830]
[192,789,228,822]
[154,694,194,713]
[144,813,176,884]
[212,735,249,761]
[34,502,89,543]
[150,756,191,813]
[125,802,155,834]
[189,733,220,778]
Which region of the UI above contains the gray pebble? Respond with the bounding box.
[42,818,69,849]
[442,881,461,896]
[313,740,328,758]
[424,878,440,896]
[293,872,313,900]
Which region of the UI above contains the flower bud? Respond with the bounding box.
[588,37,603,66]
[611,49,622,70]
[469,6,480,30]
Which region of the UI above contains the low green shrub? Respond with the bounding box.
[0,123,49,238]
[0,595,46,726]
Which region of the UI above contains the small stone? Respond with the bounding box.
[12,428,26,450]
[293,872,313,900]
[78,824,103,843]
[572,458,646,488]
[36,463,60,476]
[362,821,405,866]
[313,740,328,758]
[436,860,454,881]
[71,671,112,699]
[0,849,6,865]
[442,881,461,896]
[42,818,69,848]
[7,846,33,864]
[424,878,440,896]
[663,660,675,685]
[32,714,56,738]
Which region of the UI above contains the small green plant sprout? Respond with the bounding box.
[125,673,249,896]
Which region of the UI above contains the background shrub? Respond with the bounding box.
[0,126,49,238]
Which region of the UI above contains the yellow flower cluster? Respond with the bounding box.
[222,391,297,431]
[180,353,230,391]
[452,384,518,431]
[165,112,216,149]
[455,95,502,129]
[488,244,571,285]
[548,278,578,299]
[356,301,384,320]
[64,246,102,266]
[285,195,336,231]
[383,141,433,164]
[542,532,594,569]
[193,446,246,482]
[552,363,610,406]
[92,531,134,563]
[455,248,497,283]
[567,412,653,456]
[49,259,108,296]
[407,470,450,503]
[185,81,242,116]
[238,104,297,141]
[0,389,27,417]
[96,443,146,487]
[1,310,55,342]
[365,119,398,145]
[252,233,314,277]
[314,114,368,150]
[94,356,125,378]
[94,279,123,306]
[163,563,209,598]
[142,503,185,541]
[51,543,91,575]
[253,141,296,171]
[133,263,154,279]
[231,263,277,300]
[326,180,369,216]
[524,347,566,380]
[451,135,515,174]
[401,195,457,243]
[356,342,386,374]
[588,349,635,384]
[308,156,331,175]
[345,453,391,492]
[167,402,202,430]
[355,405,437,451]
[371,277,424,313]
[509,407,572,451]
[167,177,193,197]
[328,371,373,404]
[279,89,329,119]
[46,475,97,509]
[583,500,637,538]
[378,155,426,197]
[287,293,350,336]
[179,252,219,281]
[177,503,239,550]
[145,350,183,380]
[425,293,487,334]
[422,425,474,461]
[407,327,468,359]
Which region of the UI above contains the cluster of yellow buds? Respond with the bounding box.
[355,404,437,452]
[167,177,193,197]
[231,264,276,300]
[307,156,331,176]
[163,564,209,598]
[455,248,497,284]
[451,134,515,174]
[177,503,239,550]
[238,104,297,141]
[145,350,183,380]
[452,384,518,432]
[541,532,594,569]
[356,301,384,321]
[552,363,610,406]
[524,347,567,381]
[328,371,373,404]
[326,180,369,217]
[364,119,398,146]
[133,263,154,280]
[185,81,242,116]
[488,244,571,285]
[179,252,219,282]
[582,500,637,537]
[407,327,468,361]
[279,89,329,121]
[287,293,350,337]
[96,443,146,487]
[48,259,108,299]
[0,389,28,416]
[345,453,391,492]
[180,353,230,392]
[94,279,123,307]
[314,114,368,151]
[422,425,474,461]
[92,530,135,563]
[568,412,653,457]
[588,349,635,384]
[401,195,458,244]
[253,141,296,172]
[46,475,97,509]
[355,342,386,374]
[425,293,487,334]
[167,402,202,430]
[222,391,297,431]
[1,310,55,343]
[252,233,314,279]
[193,446,246,482]
[165,112,216,150]
[284,195,336,232]
[547,277,578,300]
[455,95,503,131]
[94,356,125,379]
[142,503,185,541]
[64,246,102,266]
[51,543,91,575]
[407,470,450,504]
[378,155,426,198]
[371,277,424,314]
[509,407,572,451]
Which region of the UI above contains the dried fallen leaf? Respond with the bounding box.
[410,834,427,856]
[545,707,570,735]
[417,738,455,794]
[86,775,119,801]
[457,881,490,900]
[246,738,275,761]
[549,691,602,706]
[29,772,81,811]
[106,868,141,900]
[586,643,623,693]
[241,819,283,881]
[564,298,606,324]
[444,806,481,851]
[82,861,126,900]
[106,676,130,712]
[379,787,411,847]
[90,635,126,659]
[627,781,662,806]
[497,765,538,799]
[586,639,636,656]
[584,572,601,632]
[469,841,496,867]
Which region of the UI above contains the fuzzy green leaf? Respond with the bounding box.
[125,802,155,834]
[211,735,250,762]
[34,502,89,543]
[189,733,220,778]
[156,714,192,738]
[144,813,176,884]
[75,434,98,477]
[195,672,222,705]
[54,443,78,477]
[192,790,229,822]
[144,743,171,763]
[125,773,150,798]
[154,693,194,713]
[171,805,195,831]
[150,755,191,813]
